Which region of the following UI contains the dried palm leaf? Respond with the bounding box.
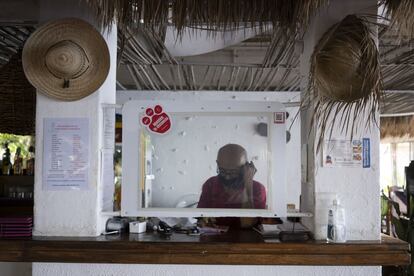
[83,0,169,33]
[306,15,383,151]
[118,27,177,66]
[381,0,414,39]
[83,0,328,37]
[380,115,414,141]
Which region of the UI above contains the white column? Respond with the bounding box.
[33,0,117,237]
[300,0,380,241]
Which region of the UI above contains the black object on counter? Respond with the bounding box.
[157,221,172,236]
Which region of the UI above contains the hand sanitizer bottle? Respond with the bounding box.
[333,199,346,243]
[327,209,334,243]
[327,199,347,243]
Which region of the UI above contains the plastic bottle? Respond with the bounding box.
[26,146,35,176]
[326,199,346,243]
[2,143,11,175]
[327,209,334,242]
[13,147,23,175]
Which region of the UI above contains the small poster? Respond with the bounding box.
[274,112,285,124]
[362,138,371,168]
[43,118,90,190]
[140,105,171,134]
[102,106,115,149]
[323,138,370,168]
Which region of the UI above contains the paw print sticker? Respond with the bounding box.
[141,105,171,134]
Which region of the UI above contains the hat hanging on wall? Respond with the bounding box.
[306,14,382,151]
[22,18,110,101]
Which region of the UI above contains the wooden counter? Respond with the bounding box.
[0,230,409,266]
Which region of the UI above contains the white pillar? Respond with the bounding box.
[33,0,117,237]
[300,0,380,241]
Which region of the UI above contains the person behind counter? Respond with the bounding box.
[197,143,266,228]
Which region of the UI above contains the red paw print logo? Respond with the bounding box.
[141,105,171,134]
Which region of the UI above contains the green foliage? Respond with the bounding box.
[0,133,33,160]
[381,193,390,217]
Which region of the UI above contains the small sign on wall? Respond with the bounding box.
[322,138,370,168]
[362,138,370,168]
[274,112,285,124]
[43,118,90,190]
[140,105,172,135]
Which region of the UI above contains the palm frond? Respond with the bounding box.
[381,115,414,141]
[381,0,414,39]
[83,0,329,36]
[306,15,383,151]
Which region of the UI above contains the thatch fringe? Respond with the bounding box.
[381,115,414,141]
[381,0,414,40]
[83,0,328,36]
[305,15,383,151]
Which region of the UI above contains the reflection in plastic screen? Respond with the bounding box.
[122,100,287,217]
[141,113,270,209]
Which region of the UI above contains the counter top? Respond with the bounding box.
[0,231,409,266]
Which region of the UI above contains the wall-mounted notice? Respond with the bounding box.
[102,106,115,149]
[323,138,370,168]
[43,118,90,190]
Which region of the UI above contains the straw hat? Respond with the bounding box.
[22,18,110,101]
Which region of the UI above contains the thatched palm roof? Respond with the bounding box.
[84,0,328,35]
[381,115,414,141]
[2,1,414,136]
[381,0,414,39]
[0,52,36,135]
[0,25,35,135]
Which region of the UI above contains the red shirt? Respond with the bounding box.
[198,176,266,208]
[197,176,266,226]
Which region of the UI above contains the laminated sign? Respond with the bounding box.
[323,138,370,168]
[141,105,171,134]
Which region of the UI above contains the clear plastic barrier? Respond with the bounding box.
[122,101,286,217]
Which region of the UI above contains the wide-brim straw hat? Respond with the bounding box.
[22,18,110,101]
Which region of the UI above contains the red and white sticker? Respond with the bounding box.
[141,105,171,134]
[274,112,285,124]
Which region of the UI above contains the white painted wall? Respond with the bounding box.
[165,25,268,57]
[299,0,380,243]
[33,0,117,237]
[150,114,270,207]
[33,263,381,276]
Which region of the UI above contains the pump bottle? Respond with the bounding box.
[326,199,346,243]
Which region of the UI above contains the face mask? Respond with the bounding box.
[218,172,244,189]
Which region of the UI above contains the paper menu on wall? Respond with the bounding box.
[43,118,90,190]
[322,139,369,168]
[102,106,115,149]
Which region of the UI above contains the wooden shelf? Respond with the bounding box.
[0,176,34,216]
[0,175,34,185]
[0,231,409,266]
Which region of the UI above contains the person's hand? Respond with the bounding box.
[242,161,257,204]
